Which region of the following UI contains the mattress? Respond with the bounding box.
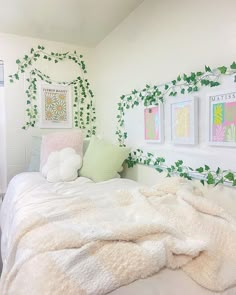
[1,173,236,295]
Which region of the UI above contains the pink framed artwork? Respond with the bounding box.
[208,91,236,146]
[144,105,164,143]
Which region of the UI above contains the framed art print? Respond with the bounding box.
[144,104,164,143]
[170,97,198,145]
[39,83,72,129]
[208,90,236,146]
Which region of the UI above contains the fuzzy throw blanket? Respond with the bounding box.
[1,177,236,294]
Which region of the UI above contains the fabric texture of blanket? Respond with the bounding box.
[0,176,236,295]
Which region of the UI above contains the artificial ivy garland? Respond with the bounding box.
[116,62,236,186]
[9,45,96,137]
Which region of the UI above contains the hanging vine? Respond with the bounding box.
[9,45,96,137]
[116,61,236,186]
[116,62,236,145]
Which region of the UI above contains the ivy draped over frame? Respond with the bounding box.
[9,45,96,138]
[116,61,236,186]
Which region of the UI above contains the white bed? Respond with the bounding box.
[1,172,236,295]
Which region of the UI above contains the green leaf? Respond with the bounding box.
[172,80,176,85]
[218,66,227,74]
[204,165,210,171]
[181,88,185,94]
[200,179,205,186]
[225,172,234,181]
[187,86,193,93]
[196,167,204,173]
[164,84,169,90]
[16,59,21,64]
[155,167,163,173]
[196,71,203,76]
[177,75,181,82]
[205,65,211,72]
[230,61,236,70]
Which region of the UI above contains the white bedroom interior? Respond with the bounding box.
[0,0,236,294]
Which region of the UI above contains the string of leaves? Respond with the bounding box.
[117,62,236,186]
[116,62,236,145]
[9,45,96,137]
[126,149,236,186]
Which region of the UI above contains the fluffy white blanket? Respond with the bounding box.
[0,176,236,295]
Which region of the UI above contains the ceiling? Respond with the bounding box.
[0,0,144,47]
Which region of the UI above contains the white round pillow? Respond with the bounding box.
[42,147,82,182]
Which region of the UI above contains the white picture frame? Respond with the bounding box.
[169,96,198,145]
[39,82,72,129]
[207,90,236,147]
[144,104,164,143]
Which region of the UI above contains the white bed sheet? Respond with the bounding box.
[1,173,235,295]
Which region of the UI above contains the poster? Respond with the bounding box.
[170,97,198,144]
[209,91,236,146]
[144,105,163,143]
[39,83,72,128]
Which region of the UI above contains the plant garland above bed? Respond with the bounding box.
[116,61,236,186]
[9,45,96,138]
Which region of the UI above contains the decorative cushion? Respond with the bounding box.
[40,130,84,172]
[79,136,130,182]
[28,136,42,172]
[42,148,82,182]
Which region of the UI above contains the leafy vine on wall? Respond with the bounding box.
[116,62,236,186]
[9,45,96,137]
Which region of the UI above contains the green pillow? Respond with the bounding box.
[79,136,130,182]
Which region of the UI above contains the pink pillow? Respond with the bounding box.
[40,130,84,172]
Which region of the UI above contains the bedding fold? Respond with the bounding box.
[0,174,236,294]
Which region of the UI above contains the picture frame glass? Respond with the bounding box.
[144,105,163,143]
[170,97,198,145]
[39,83,72,129]
[209,91,236,146]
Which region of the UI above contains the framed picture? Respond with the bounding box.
[170,97,198,145]
[208,90,236,147]
[144,104,164,143]
[39,83,72,129]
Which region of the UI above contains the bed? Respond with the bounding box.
[1,172,236,295]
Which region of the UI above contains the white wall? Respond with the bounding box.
[93,0,236,185]
[0,33,94,190]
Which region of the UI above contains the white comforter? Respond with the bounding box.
[1,173,236,295]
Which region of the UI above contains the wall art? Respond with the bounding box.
[9,45,96,137]
[39,83,72,128]
[144,104,164,143]
[208,90,236,146]
[116,61,236,186]
[170,97,198,145]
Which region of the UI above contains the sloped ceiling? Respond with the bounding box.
[0,0,144,47]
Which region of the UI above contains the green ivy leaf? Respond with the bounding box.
[230,61,236,70]
[196,167,204,173]
[218,66,227,74]
[225,172,234,181]
[204,165,210,171]
[205,65,212,72]
[200,179,205,186]
[181,88,185,94]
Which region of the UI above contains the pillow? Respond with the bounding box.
[40,130,84,172]
[79,136,130,182]
[42,148,82,182]
[28,136,42,172]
